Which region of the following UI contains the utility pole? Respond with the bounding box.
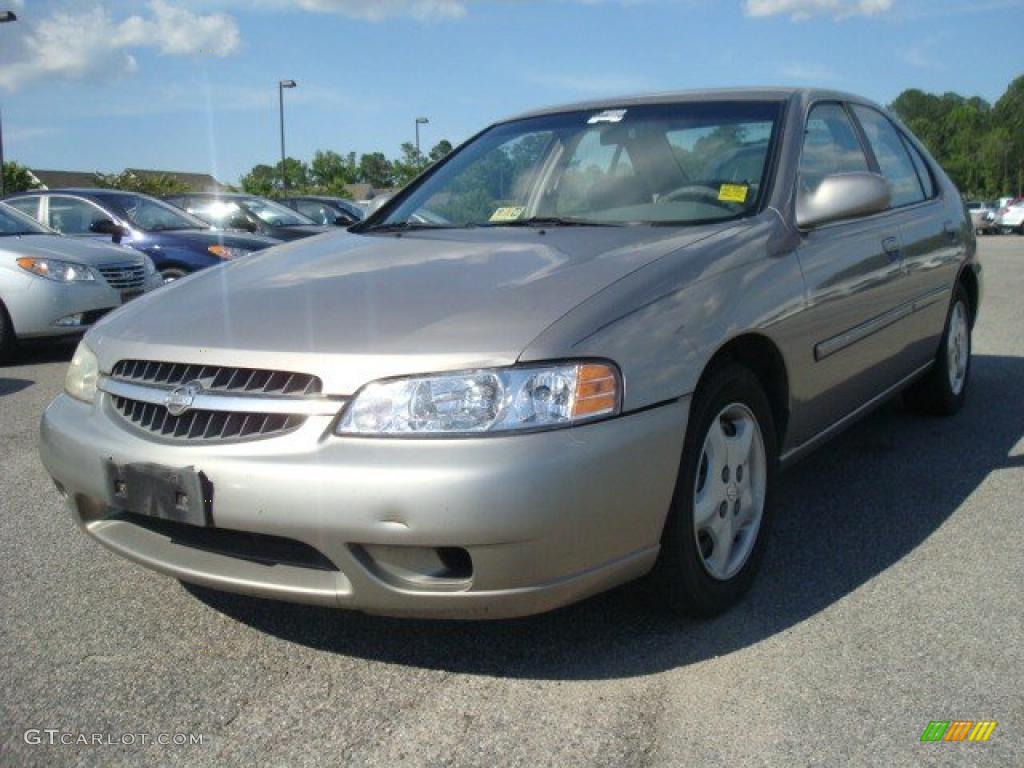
[278,79,297,191]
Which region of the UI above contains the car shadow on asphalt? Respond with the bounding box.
[1,341,76,368]
[0,377,34,396]
[187,353,1024,680]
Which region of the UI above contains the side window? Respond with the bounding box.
[799,103,870,196]
[47,196,112,234]
[901,135,936,199]
[6,196,41,221]
[850,105,926,208]
[295,200,331,225]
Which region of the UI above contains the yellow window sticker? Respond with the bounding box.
[718,184,749,204]
[489,206,525,222]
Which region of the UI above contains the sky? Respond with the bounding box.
[1,0,1022,185]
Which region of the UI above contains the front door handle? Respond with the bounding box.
[882,236,901,260]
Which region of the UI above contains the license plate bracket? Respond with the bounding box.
[107,462,212,527]
[121,288,143,303]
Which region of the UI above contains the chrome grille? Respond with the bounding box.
[112,396,306,441]
[98,262,146,289]
[111,360,322,395]
[107,360,327,442]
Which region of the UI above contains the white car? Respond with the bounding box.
[0,202,161,358]
[995,199,1024,235]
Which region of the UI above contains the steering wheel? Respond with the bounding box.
[659,180,747,211]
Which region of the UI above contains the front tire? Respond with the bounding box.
[0,300,17,361]
[160,267,189,283]
[653,363,778,617]
[904,284,971,416]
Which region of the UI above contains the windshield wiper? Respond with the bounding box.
[361,221,457,233]
[485,216,625,228]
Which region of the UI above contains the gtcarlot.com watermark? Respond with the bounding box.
[24,729,207,747]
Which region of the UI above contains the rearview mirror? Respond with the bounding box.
[796,172,891,230]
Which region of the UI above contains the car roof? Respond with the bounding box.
[499,86,883,123]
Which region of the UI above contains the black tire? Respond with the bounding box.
[903,284,972,416]
[0,300,17,362]
[160,267,189,283]
[652,363,778,617]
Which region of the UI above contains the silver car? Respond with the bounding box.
[40,89,980,619]
[0,202,161,359]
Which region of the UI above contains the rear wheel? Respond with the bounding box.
[653,363,777,616]
[904,284,971,415]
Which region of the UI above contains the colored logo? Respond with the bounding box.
[920,721,997,742]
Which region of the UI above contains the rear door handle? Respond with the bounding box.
[943,220,960,240]
[882,236,901,260]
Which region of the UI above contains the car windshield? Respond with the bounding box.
[0,202,51,236]
[101,193,207,232]
[241,197,315,226]
[374,101,782,229]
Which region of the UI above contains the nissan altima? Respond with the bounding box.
[39,88,980,618]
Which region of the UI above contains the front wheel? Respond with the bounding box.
[652,363,777,616]
[904,284,971,415]
[160,267,189,283]
[0,300,17,361]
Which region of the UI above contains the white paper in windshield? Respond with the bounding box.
[587,109,627,124]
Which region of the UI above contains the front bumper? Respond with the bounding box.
[5,273,162,339]
[40,393,687,618]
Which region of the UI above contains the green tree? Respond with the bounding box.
[357,152,393,188]
[2,161,41,195]
[239,164,277,196]
[309,150,356,196]
[392,142,422,187]
[93,170,189,196]
[429,139,453,164]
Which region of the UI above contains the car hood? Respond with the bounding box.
[272,224,333,240]
[0,234,143,266]
[88,224,727,394]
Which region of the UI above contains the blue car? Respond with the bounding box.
[4,189,281,282]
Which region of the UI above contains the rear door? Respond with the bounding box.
[789,102,908,446]
[849,104,960,373]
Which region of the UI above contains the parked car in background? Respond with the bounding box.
[279,195,364,226]
[5,190,280,282]
[0,201,161,358]
[994,198,1024,234]
[966,200,998,234]
[164,193,331,241]
[40,88,979,619]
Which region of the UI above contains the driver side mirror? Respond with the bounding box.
[333,214,355,226]
[90,218,130,244]
[796,172,891,230]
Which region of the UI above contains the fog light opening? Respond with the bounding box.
[436,547,472,580]
[354,544,474,591]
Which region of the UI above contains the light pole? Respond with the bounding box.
[278,79,297,191]
[415,116,429,166]
[0,11,18,198]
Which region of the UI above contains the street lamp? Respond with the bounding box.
[415,116,429,165]
[278,79,297,191]
[0,10,18,198]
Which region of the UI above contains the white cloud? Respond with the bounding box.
[0,1,240,92]
[744,0,893,20]
[242,0,468,20]
[778,62,842,81]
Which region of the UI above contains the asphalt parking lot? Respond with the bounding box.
[1,237,1021,768]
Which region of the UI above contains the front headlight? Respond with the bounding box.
[142,254,157,275]
[208,245,252,260]
[65,342,100,403]
[337,362,620,436]
[17,257,95,282]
